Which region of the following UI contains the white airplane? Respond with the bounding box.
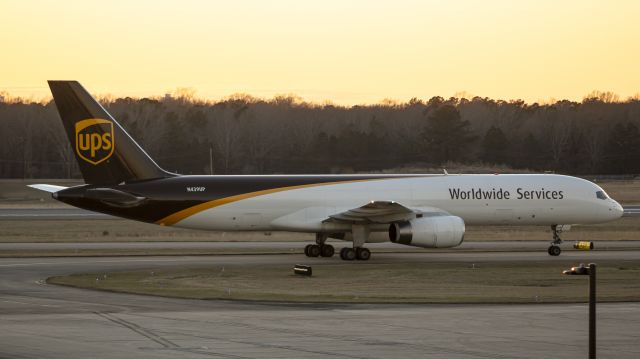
[30,81,624,260]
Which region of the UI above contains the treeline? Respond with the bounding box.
[1,91,640,178]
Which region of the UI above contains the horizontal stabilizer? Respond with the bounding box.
[85,188,147,208]
[27,184,68,193]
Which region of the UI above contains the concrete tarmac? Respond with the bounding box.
[0,207,111,219]
[1,240,640,252]
[624,204,640,216]
[1,252,640,358]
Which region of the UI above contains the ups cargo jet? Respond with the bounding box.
[30,81,624,260]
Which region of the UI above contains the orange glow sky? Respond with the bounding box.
[1,0,639,104]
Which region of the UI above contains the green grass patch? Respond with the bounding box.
[2,217,639,243]
[0,219,312,242]
[47,260,640,304]
[0,248,299,257]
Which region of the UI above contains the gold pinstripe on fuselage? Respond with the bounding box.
[156,177,412,226]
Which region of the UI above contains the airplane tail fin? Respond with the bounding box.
[48,81,173,185]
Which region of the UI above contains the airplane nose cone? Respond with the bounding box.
[599,200,623,221]
[610,201,624,219]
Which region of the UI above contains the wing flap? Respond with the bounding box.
[326,201,416,224]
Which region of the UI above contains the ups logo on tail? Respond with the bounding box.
[75,119,115,165]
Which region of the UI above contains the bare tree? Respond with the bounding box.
[583,124,605,173]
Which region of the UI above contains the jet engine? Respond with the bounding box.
[389,215,465,248]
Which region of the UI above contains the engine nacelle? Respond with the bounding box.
[389,216,465,248]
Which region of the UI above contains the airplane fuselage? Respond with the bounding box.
[55,173,623,243]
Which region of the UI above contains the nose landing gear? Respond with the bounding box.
[548,225,563,256]
[548,244,561,256]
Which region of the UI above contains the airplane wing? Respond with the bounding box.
[325,200,443,224]
[27,184,68,193]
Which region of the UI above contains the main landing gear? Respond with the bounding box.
[304,233,335,258]
[304,243,335,258]
[339,247,371,261]
[303,231,372,261]
[547,225,563,256]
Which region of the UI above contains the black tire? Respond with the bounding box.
[304,244,313,257]
[341,247,356,261]
[320,244,335,257]
[356,247,371,261]
[308,244,321,257]
[548,245,561,256]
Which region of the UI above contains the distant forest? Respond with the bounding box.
[1,91,640,179]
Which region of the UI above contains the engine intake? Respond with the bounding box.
[389,216,465,248]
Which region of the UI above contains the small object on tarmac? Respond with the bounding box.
[563,263,590,275]
[294,264,312,276]
[574,241,594,250]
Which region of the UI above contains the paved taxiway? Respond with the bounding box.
[2,251,640,358]
[0,207,111,219]
[2,205,640,219]
[1,240,640,252]
[624,204,640,216]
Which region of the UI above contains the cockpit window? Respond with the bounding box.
[596,191,608,200]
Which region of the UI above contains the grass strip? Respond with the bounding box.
[48,260,640,304]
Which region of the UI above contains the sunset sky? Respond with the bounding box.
[1,0,639,104]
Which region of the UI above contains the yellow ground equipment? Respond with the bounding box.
[573,241,594,250]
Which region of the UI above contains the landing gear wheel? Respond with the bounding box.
[548,225,564,256]
[548,245,561,256]
[307,244,321,257]
[320,244,335,257]
[304,244,312,257]
[340,247,356,261]
[356,247,371,261]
